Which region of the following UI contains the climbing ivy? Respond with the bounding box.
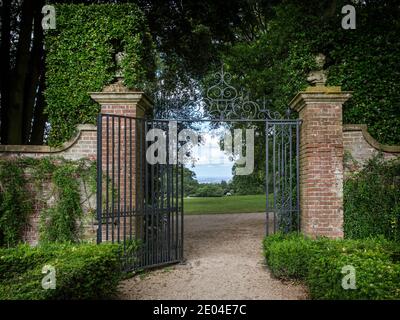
[0,161,31,247]
[44,4,156,146]
[0,157,97,246]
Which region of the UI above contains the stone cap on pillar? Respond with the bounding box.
[89,78,153,115]
[289,85,352,113]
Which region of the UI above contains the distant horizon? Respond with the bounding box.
[196,176,232,184]
[187,163,233,183]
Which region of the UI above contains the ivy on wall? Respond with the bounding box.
[0,158,97,247]
[44,4,156,146]
[0,162,31,247]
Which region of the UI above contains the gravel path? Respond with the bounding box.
[119,213,307,300]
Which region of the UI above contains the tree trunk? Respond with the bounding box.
[23,1,45,144]
[30,74,47,145]
[0,0,11,144]
[7,0,35,144]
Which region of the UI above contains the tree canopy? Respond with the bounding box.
[0,0,399,146]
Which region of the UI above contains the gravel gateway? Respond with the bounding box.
[119,212,307,300]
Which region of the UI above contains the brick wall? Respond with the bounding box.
[0,79,152,245]
[0,125,98,245]
[343,124,400,174]
[22,173,97,245]
[0,124,97,161]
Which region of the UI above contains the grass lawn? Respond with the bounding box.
[184,194,268,215]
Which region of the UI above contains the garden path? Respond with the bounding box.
[119,212,307,300]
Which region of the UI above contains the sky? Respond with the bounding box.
[185,130,234,183]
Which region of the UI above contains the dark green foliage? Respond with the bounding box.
[194,184,225,197]
[182,167,199,197]
[0,161,31,247]
[39,164,83,243]
[263,233,400,299]
[0,243,122,300]
[263,233,315,279]
[44,4,156,146]
[230,173,264,195]
[308,248,400,300]
[223,0,400,145]
[344,155,400,241]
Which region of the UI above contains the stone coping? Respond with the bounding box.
[344,124,400,153]
[0,124,97,153]
[289,86,352,113]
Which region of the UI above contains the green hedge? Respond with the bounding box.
[263,233,400,299]
[0,243,122,300]
[44,4,156,146]
[344,155,400,241]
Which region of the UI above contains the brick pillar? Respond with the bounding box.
[289,86,351,238]
[90,79,153,242]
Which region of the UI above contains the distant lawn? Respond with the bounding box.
[184,194,267,215]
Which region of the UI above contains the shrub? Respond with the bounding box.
[194,184,224,197]
[308,249,400,300]
[344,155,400,241]
[263,233,400,299]
[0,243,122,300]
[263,232,318,279]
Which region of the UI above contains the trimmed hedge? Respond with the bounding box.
[0,243,122,300]
[263,233,400,299]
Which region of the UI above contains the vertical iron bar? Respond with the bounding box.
[282,124,285,232]
[289,124,293,231]
[171,146,174,260]
[150,121,155,266]
[106,115,109,241]
[160,124,165,263]
[296,121,300,233]
[138,119,144,267]
[111,116,115,243]
[117,117,121,243]
[144,120,149,267]
[155,121,160,265]
[265,121,269,236]
[129,118,133,241]
[166,124,171,262]
[96,114,103,243]
[273,124,276,233]
[180,162,184,261]
[124,117,127,251]
[175,127,179,261]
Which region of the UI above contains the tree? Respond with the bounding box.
[222,0,400,145]
[182,167,199,196]
[0,0,258,145]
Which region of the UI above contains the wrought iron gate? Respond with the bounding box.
[265,120,301,235]
[96,115,184,271]
[96,68,300,271]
